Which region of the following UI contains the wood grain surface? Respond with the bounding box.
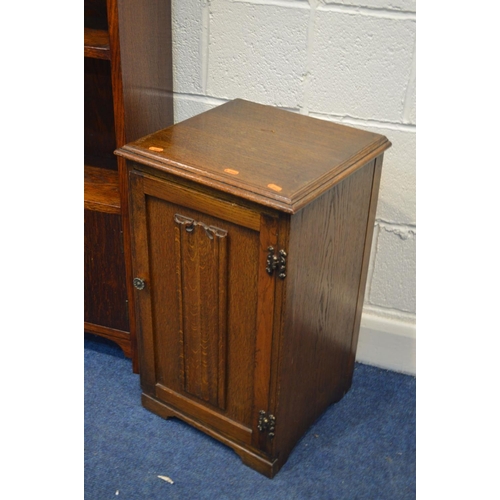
[128,172,273,438]
[116,99,390,212]
[84,0,174,367]
[123,99,390,477]
[84,28,111,59]
[84,208,129,334]
[272,160,377,463]
[84,165,120,213]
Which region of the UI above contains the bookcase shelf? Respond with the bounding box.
[84,28,111,60]
[84,165,120,213]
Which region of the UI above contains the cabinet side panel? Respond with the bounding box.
[117,0,174,141]
[345,155,384,386]
[274,160,375,460]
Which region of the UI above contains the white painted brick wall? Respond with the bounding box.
[172,0,205,94]
[403,51,416,124]
[309,115,416,225]
[376,128,416,224]
[308,9,415,122]
[208,0,309,108]
[173,94,220,123]
[324,0,416,12]
[170,0,416,370]
[368,223,416,314]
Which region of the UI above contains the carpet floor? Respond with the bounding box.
[84,334,415,499]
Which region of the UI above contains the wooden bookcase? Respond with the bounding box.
[84,0,173,370]
[116,99,391,477]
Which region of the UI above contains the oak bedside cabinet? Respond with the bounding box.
[115,99,391,478]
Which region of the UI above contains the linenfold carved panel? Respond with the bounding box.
[174,213,228,410]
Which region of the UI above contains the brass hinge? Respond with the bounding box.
[266,247,287,279]
[257,410,276,439]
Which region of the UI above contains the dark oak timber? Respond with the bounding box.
[84,208,128,333]
[272,160,376,464]
[84,28,111,59]
[118,99,388,213]
[84,165,120,213]
[116,100,391,477]
[84,0,173,368]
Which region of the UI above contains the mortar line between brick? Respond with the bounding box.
[201,2,211,94]
[375,220,416,232]
[318,3,416,20]
[365,223,380,303]
[232,0,310,10]
[173,92,416,133]
[173,92,228,106]
[232,0,416,18]
[402,39,416,124]
[309,112,416,132]
[300,0,318,115]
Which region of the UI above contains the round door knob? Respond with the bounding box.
[133,277,145,290]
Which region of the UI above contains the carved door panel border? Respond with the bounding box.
[128,170,279,448]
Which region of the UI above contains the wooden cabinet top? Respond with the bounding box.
[116,99,391,213]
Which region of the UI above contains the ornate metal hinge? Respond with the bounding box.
[266,247,287,279]
[257,410,276,439]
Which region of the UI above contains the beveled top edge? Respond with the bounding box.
[116,99,392,213]
[116,144,296,212]
[115,136,391,214]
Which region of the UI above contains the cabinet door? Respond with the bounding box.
[129,171,278,449]
[84,208,129,335]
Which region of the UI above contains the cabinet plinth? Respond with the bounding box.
[116,99,391,477]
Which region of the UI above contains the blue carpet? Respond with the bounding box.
[85,334,415,499]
